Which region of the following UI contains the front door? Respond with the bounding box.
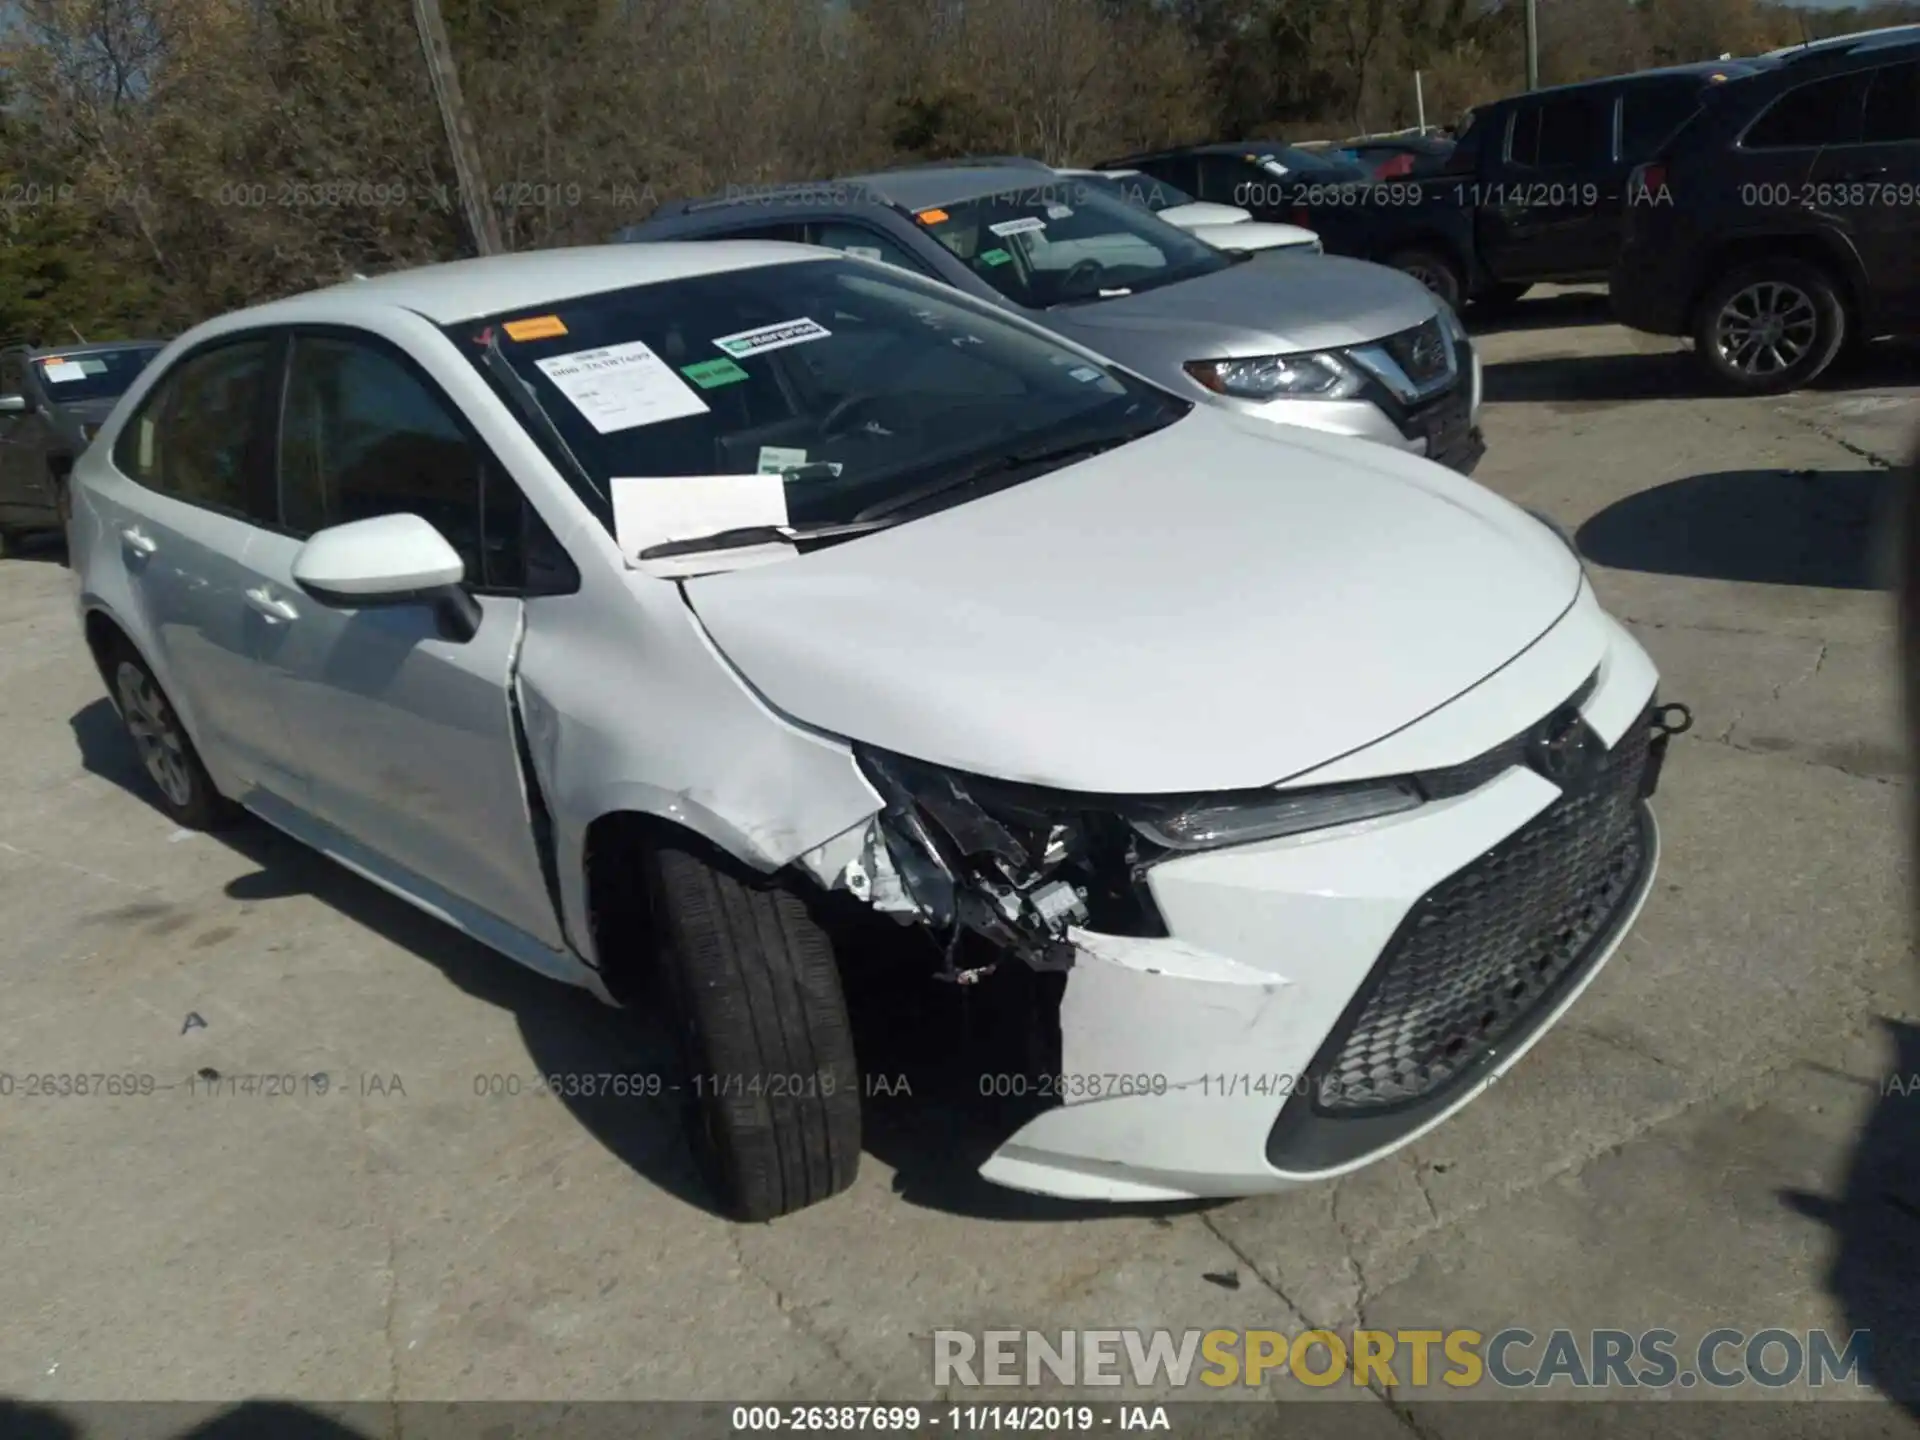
[246,330,564,948]
[1482,90,1619,281]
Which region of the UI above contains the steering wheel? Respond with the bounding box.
[1056,257,1105,299]
[819,391,888,438]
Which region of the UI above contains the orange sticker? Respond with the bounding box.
[915,208,950,225]
[503,314,568,341]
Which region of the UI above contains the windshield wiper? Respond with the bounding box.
[637,516,896,561]
[852,430,1145,523]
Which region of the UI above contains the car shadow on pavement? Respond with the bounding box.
[0,1399,384,1440]
[1466,289,1614,337]
[1574,467,1899,591]
[1781,1018,1920,1414]
[70,698,1212,1225]
[1482,341,1920,407]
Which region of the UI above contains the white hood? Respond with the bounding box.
[1187,220,1320,253]
[1158,200,1256,228]
[683,408,1580,794]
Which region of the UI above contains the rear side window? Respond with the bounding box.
[1509,92,1615,168]
[278,334,569,593]
[1743,71,1872,148]
[1620,82,1705,161]
[809,221,933,275]
[1861,60,1920,143]
[112,339,274,518]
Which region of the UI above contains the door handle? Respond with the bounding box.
[120,526,157,556]
[244,586,298,623]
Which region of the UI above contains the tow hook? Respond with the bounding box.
[1641,701,1693,798]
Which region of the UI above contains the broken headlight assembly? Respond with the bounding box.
[855,747,1424,971]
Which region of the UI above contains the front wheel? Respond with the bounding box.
[106,641,240,830]
[1385,247,1465,311]
[644,835,862,1221]
[1693,258,1846,395]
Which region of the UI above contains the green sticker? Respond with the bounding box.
[680,357,750,389]
[980,248,1013,267]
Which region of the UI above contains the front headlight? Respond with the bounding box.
[1128,779,1422,852]
[1184,350,1365,401]
[1437,300,1469,346]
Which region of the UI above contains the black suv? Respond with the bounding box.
[0,340,165,555]
[1611,32,1920,392]
[1107,66,1761,310]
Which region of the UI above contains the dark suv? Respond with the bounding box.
[1611,32,1920,392]
[0,340,165,554]
[1104,69,1762,309]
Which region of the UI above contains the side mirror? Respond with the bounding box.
[0,394,29,416]
[291,513,482,643]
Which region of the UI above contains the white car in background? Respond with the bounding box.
[1057,167,1323,254]
[70,242,1684,1221]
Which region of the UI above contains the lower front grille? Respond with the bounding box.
[1313,712,1655,1116]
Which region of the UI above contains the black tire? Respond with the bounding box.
[644,835,861,1221]
[1693,257,1846,395]
[104,639,240,831]
[1386,247,1465,311]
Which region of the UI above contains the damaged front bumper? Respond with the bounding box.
[806,609,1678,1202]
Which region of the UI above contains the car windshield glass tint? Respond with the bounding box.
[447,258,1185,534]
[32,346,163,402]
[915,184,1232,306]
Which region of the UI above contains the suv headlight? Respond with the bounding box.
[1184,350,1365,401]
[1437,299,1470,346]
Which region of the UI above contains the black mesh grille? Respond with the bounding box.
[1382,316,1453,387]
[1314,713,1655,1114]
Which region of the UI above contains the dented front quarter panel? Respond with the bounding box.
[512,546,883,972]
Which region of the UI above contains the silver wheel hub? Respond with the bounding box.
[115,661,193,808]
[1714,281,1818,377]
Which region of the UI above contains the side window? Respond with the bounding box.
[1195,155,1249,203]
[1743,71,1872,149]
[1620,82,1704,161]
[1861,61,1920,144]
[1135,155,1199,195]
[810,222,934,275]
[112,339,273,517]
[278,335,568,593]
[1509,93,1614,168]
[709,221,809,243]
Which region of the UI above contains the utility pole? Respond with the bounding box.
[1415,70,1427,133]
[411,0,504,256]
[1524,0,1540,90]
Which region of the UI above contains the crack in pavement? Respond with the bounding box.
[1681,729,1900,787]
[724,1228,892,1401]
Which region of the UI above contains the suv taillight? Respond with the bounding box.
[1630,161,1668,199]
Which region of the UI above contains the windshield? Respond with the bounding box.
[911,184,1233,307]
[448,257,1187,543]
[1077,172,1200,212]
[1250,147,1371,183]
[30,345,163,403]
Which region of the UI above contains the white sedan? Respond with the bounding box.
[69,242,1683,1219]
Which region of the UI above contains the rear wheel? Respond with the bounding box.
[106,640,239,830]
[1693,258,1846,394]
[1385,247,1465,311]
[643,834,861,1221]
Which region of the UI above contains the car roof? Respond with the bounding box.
[17,339,165,359]
[1482,59,1766,106]
[834,165,1068,210]
[1764,23,1920,59]
[200,242,833,329]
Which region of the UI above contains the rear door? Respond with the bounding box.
[101,335,297,795]
[1483,87,1620,281]
[1808,58,1920,329]
[241,328,567,946]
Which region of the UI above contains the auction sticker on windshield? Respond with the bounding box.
[989,216,1047,238]
[713,318,832,359]
[534,341,709,434]
[41,360,88,384]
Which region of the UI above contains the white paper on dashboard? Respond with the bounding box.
[41,361,87,384]
[534,341,709,434]
[610,473,790,562]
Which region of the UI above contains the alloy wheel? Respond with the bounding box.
[115,661,193,808]
[1712,281,1818,379]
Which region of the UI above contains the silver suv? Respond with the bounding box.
[618,165,1485,472]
